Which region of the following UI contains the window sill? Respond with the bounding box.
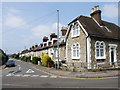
[72,57,80,60]
[96,57,106,60]
[71,34,80,38]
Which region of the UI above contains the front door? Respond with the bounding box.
[111,48,115,65]
[109,44,117,66]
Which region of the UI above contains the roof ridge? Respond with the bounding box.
[102,20,119,27]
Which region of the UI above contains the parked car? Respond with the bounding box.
[5,59,15,67]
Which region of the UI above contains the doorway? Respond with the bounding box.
[109,44,117,66]
[111,48,115,65]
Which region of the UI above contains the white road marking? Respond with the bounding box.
[50,75,57,78]
[40,75,49,78]
[18,65,21,70]
[14,74,22,77]
[22,74,31,77]
[31,75,39,77]
[6,73,14,76]
[2,84,29,87]
[26,69,35,73]
[5,73,58,78]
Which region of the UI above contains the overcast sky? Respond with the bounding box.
[1,2,119,54]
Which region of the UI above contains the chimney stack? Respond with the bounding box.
[61,26,67,36]
[90,5,102,25]
[50,33,57,40]
[43,36,49,42]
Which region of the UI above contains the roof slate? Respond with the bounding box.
[68,15,120,40]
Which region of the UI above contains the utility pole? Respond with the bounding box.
[57,10,60,69]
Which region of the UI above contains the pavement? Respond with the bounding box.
[32,64,120,79]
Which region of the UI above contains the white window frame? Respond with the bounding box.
[95,41,106,59]
[71,43,80,59]
[71,22,80,38]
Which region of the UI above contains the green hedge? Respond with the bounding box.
[32,57,41,64]
[14,54,20,59]
[41,54,54,67]
[27,56,31,62]
[20,56,25,61]
[20,56,31,62]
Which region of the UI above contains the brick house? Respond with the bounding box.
[65,6,120,70]
[27,32,66,63]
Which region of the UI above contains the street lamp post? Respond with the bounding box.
[57,10,60,69]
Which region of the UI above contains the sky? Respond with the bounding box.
[1,2,119,54]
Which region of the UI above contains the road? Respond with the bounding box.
[1,59,119,88]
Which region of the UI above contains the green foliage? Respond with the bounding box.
[24,56,28,62]
[32,57,41,64]
[20,56,31,62]
[27,56,31,62]
[20,56,25,61]
[0,54,8,65]
[14,54,20,59]
[41,54,54,67]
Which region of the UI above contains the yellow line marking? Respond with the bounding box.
[32,66,119,80]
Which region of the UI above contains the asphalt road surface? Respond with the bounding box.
[1,59,119,89]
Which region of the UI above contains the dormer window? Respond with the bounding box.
[71,22,80,37]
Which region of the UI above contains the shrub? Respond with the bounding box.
[32,57,41,64]
[41,54,54,67]
[20,56,31,62]
[20,56,25,61]
[27,56,31,62]
[24,56,28,62]
[14,54,20,59]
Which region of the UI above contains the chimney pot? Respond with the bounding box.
[50,33,57,40]
[43,36,49,42]
[94,5,99,10]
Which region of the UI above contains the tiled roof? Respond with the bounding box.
[67,15,120,40]
[33,40,66,52]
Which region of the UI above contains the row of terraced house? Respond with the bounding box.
[19,6,120,71]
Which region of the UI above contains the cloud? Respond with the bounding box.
[102,4,118,18]
[4,8,29,29]
[8,8,20,14]
[31,23,63,39]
